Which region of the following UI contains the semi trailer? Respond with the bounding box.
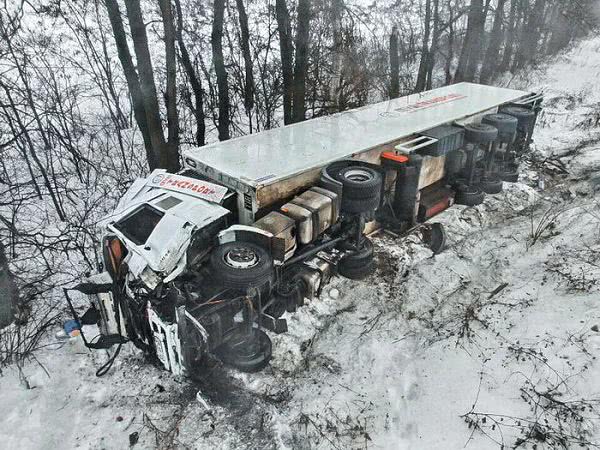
[65,82,543,377]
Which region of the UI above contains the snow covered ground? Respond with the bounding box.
[2,37,600,449]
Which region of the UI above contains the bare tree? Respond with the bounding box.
[292,0,311,122]
[480,0,507,83]
[104,0,180,171]
[0,240,18,328]
[425,0,441,90]
[212,0,231,140]
[275,0,294,124]
[514,0,547,70]
[124,0,173,166]
[174,0,206,146]
[415,0,432,92]
[104,0,156,170]
[235,0,256,133]
[389,26,400,98]
[455,0,486,82]
[329,0,345,110]
[499,0,518,72]
[159,0,180,171]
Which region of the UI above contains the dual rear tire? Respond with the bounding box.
[334,166,383,214]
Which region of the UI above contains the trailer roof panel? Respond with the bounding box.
[183,83,529,188]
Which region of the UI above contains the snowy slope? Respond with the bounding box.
[2,37,600,450]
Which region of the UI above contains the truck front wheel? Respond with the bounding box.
[210,242,275,292]
[216,327,272,372]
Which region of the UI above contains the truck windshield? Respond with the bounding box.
[114,205,164,245]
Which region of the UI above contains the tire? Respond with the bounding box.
[210,242,274,291]
[464,123,498,144]
[500,106,535,128]
[479,177,503,195]
[339,239,374,268]
[482,113,518,134]
[216,328,272,373]
[499,170,519,183]
[338,259,375,280]
[341,194,381,214]
[338,239,375,279]
[455,185,485,206]
[336,166,383,200]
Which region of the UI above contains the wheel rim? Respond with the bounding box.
[343,168,373,183]
[224,246,259,269]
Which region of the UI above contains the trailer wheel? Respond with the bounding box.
[338,239,375,280]
[216,328,272,373]
[482,113,518,135]
[479,177,503,195]
[464,123,498,144]
[499,169,519,183]
[210,242,274,291]
[336,166,382,199]
[455,185,485,207]
[500,106,535,128]
[338,259,375,280]
[340,195,381,214]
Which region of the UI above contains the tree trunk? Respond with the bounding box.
[104,0,156,170]
[415,0,432,92]
[124,0,169,166]
[292,0,311,123]
[547,2,569,54]
[389,26,400,98]
[425,0,441,90]
[329,0,345,110]
[455,0,481,82]
[514,0,546,70]
[499,0,517,72]
[445,5,455,85]
[159,0,180,172]
[212,0,230,140]
[275,0,294,125]
[235,0,256,132]
[0,240,18,328]
[174,0,206,146]
[480,0,507,84]
[464,0,486,81]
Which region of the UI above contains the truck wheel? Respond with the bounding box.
[210,242,274,291]
[499,169,519,183]
[464,123,498,144]
[338,259,375,280]
[341,195,381,214]
[500,106,535,128]
[338,239,375,280]
[479,177,503,195]
[216,328,272,373]
[482,113,518,134]
[455,185,485,207]
[336,166,382,199]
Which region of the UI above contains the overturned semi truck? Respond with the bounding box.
[65,83,543,377]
